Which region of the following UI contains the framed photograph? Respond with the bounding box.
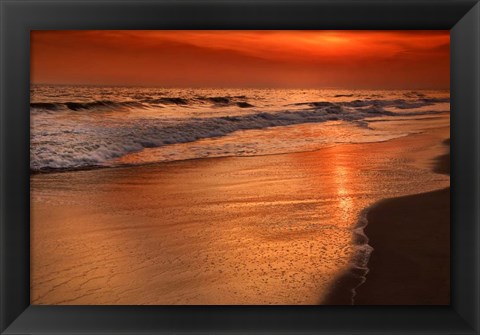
[1,0,479,334]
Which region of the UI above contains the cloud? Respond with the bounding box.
[31,30,449,89]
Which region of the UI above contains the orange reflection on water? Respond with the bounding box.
[334,164,354,224]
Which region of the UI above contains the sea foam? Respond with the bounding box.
[30,87,450,172]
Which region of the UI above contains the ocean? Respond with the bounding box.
[30,85,450,172]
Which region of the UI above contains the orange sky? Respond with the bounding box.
[31,30,450,89]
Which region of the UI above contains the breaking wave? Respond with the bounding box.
[30,85,450,172]
[30,103,448,172]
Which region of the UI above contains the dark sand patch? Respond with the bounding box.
[323,139,450,305]
[354,140,450,305]
[354,187,450,305]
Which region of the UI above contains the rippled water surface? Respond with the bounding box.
[31,86,449,171]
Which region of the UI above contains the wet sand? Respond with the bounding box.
[353,140,450,305]
[31,128,450,305]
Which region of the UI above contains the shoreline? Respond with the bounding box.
[30,128,426,175]
[354,140,449,305]
[31,129,450,305]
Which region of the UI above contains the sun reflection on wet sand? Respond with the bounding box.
[334,164,354,223]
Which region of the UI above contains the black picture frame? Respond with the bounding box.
[1,0,479,334]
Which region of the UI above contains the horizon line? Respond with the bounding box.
[30,83,450,91]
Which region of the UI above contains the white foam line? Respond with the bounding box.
[350,207,375,305]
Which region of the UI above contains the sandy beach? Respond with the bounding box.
[31,126,449,305]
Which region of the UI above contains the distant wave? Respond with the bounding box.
[30,103,448,172]
[403,91,427,98]
[196,96,254,108]
[292,97,449,110]
[143,97,189,105]
[31,96,256,112]
[31,100,146,111]
[31,96,449,114]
